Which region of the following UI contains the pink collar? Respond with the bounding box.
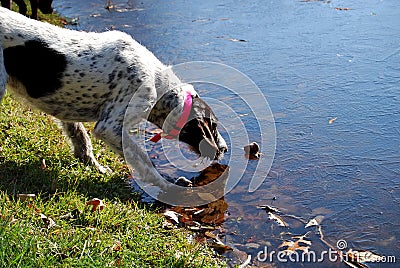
[150,91,193,142]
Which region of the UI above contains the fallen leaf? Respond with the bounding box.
[163,210,181,224]
[335,7,351,11]
[268,212,288,227]
[279,233,311,255]
[257,204,280,213]
[86,198,105,211]
[305,215,324,228]
[41,159,46,170]
[40,213,56,229]
[113,241,122,251]
[329,117,337,124]
[208,237,233,254]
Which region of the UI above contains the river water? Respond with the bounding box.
[54,0,399,266]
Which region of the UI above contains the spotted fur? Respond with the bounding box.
[0,8,227,188]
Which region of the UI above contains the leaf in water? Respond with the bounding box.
[329,117,337,124]
[335,7,351,11]
[279,233,311,255]
[40,213,56,229]
[268,212,288,227]
[257,204,280,213]
[208,236,233,254]
[305,215,324,228]
[86,198,105,211]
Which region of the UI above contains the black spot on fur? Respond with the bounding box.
[4,40,67,98]
[108,70,116,84]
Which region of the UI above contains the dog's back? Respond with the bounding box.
[0,7,165,121]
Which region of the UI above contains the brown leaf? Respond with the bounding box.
[113,241,122,251]
[279,233,311,255]
[268,212,288,227]
[329,117,338,124]
[86,198,105,211]
[347,249,384,263]
[40,159,47,170]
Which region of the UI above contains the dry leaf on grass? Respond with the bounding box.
[40,213,56,229]
[86,198,105,211]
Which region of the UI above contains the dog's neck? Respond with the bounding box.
[149,68,196,133]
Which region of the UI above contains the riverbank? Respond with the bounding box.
[0,7,222,267]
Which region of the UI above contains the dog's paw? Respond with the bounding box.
[175,176,193,187]
[97,165,113,174]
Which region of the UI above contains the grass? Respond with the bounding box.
[0,6,223,268]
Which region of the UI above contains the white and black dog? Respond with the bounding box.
[0,7,227,188]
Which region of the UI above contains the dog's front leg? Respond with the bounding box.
[93,85,171,190]
[61,121,111,174]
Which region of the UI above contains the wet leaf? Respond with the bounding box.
[40,213,56,229]
[86,198,105,211]
[335,7,351,11]
[329,117,337,124]
[279,233,311,255]
[305,215,324,228]
[268,212,288,227]
[257,204,280,213]
[208,237,233,254]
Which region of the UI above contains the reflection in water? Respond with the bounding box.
[55,0,400,266]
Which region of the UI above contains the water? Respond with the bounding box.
[54,0,399,266]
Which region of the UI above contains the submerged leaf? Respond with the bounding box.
[279,233,312,255]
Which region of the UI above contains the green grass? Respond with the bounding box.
[0,7,223,268]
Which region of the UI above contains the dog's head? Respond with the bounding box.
[38,0,53,14]
[178,94,227,160]
[149,87,227,160]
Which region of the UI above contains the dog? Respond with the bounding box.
[0,0,53,20]
[0,7,227,189]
